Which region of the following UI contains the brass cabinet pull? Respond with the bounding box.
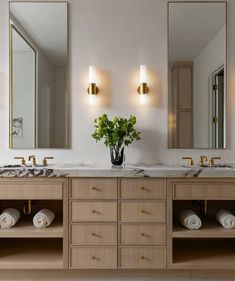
[141,209,149,214]
[140,233,145,236]
[92,186,99,191]
[91,256,96,260]
[92,210,97,213]
[141,256,145,260]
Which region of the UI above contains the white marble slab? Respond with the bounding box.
[0,163,234,177]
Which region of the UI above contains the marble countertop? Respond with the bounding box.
[0,163,234,178]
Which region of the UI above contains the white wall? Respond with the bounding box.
[12,50,35,148]
[0,0,235,165]
[194,27,225,148]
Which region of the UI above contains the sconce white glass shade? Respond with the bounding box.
[140,65,147,83]
[139,93,148,105]
[89,65,97,84]
[89,94,97,105]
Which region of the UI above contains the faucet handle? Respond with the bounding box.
[209,157,221,167]
[199,155,208,166]
[42,157,54,166]
[182,157,194,166]
[28,155,36,166]
[14,157,26,166]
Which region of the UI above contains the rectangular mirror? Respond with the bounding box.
[168,1,226,149]
[9,1,68,148]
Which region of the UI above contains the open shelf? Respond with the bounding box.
[173,238,235,269]
[0,238,63,269]
[173,220,235,238]
[0,217,63,238]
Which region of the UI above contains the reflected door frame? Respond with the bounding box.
[208,64,225,149]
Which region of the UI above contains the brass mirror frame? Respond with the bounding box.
[167,1,227,149]
[9,1,69,149]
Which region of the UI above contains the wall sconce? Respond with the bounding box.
[138,65,149,105]
[88,66,99,105]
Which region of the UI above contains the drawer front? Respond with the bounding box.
[120,223,166,245]
[70,247,117,268]
[71,178,117,199]
[70,201,117,222]
[173,183,235,199]
[70,223,117,245]
[120,179,166,199]
[119,247,166,268]
[0,182,63,199]
[120,201,166,222]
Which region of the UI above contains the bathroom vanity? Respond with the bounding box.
[0,165,234,270]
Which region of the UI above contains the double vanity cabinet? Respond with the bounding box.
[0,174,235,270]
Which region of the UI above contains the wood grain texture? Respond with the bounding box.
[70,223,117,245]
[120,178,166,199]
[70,178,117,199]
[70,246,117,268]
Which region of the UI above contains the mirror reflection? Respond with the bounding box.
[168,2,226,149]
[10,2,68,148]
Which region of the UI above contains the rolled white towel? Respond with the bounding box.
[0,208,20,228]
[33,209,55,228]
[216,209,235,229]
[179,210,202,230]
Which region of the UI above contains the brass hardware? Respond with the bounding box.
[138,83,149,95]
[42,157,54,166]
[209,157,221,166]
[28,155,36,166]
[199,155,208,167]
[23,200,32,215]
[141,256,145,260]
[91,233,96,236]
[140,233,145,236]
[182,157,194,166]
[91,256,96,260]
[14,157,26,166]
[92,210,97,213]
[92,186,100,191]
[213,116,219,123]
[87,83,99,95]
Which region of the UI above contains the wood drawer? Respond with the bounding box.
[120,223,166,245]
[70,223,117,245]
[120,201,166,222]
[173,183,235,200]
[120,178,166,199]
[70,178,117,199]
[70,246,117,268]
[119,246,166,268]
[70,201,117,222]
[0,182,63,199]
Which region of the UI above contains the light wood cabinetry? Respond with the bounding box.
[68,178,167,269]
[0,178,67,269]
[119,178,167,269]
[168,178,235,270]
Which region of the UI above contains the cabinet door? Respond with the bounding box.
[178,67,192,109]
[178,111,192,148]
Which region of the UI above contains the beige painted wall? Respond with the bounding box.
[0,0,235,165]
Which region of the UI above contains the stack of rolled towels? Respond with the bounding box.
[216,209,235,229]
[179,209,202,230]
[0,208,55,229]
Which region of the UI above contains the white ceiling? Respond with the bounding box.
[169,2,226,63]
[10,2,67,67]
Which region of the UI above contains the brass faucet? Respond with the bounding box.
[14,157,26,166]
[28,155,36,166]
[209,157,221,166]
[42,157,54,166]
[199,155,208,167]
[182,157,194,166]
